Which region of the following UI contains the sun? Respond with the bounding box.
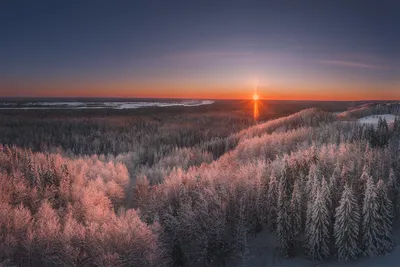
[252,93,259,101]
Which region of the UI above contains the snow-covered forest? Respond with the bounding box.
[1,101,400,266]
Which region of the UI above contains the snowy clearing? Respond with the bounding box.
[357,114,398,125]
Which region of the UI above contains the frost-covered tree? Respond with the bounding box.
[304,164,320,245]
[10,204,34,265]
[376,179,395,254]
[362,174,380,257]
[276,176,293,258]
[267,171,279,231]
[393,117,400,135]
[304,188,331,260]
[34,201,62,265]
[357,165,371,204]
[388,168,398,197]
[341,165,351,187]
[387,169,400,219]
[305,164,319,200]
[235,197,250,266]
[320,177,334,246]
[377,118,389,146]
[59,210,86,267]
[321,177,332,215]
[330,162,343,211]
[290,179,303,241]
[334,185,361,261]
[364,143,373,168]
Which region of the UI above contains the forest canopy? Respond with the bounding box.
[1,100,400,266]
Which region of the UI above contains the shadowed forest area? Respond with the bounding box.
[1,100,400,266]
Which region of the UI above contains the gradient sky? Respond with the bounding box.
[1,0,399,100]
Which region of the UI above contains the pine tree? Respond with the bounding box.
[362,174,380,257]
[376,179,395,254]
[304,188,331,260]
[334,185,361,261]
[276,176,293,258]
[267,171,279,231]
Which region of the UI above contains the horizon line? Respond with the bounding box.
[0,96,399,102]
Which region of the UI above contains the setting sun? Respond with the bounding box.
[253,93,259,101]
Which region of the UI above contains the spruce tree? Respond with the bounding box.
[267,171,279,231]
[304,165,320,250]
[358,165,371,205]
[341,165,350,187]
[393,117,400,136]
[330,162,343,211]
[305,169,317,241]
[304,188,331,260]
[290,179,303,241]
[376,179,395,254]
[321,177,333,245]
[388,169,399,219]
[321,177,332,215]
[306,164,319,200]
[334,185,361,261]
[364,143,372,166]
[276,176,293,258]
[388,169,397,197]
[377,118,389,146]
[362,174,380,257]
[366,125,378,147]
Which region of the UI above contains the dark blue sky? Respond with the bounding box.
[1,0,399,99]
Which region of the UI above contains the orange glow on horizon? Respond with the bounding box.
[0,80,399,101]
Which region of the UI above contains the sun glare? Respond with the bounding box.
[253,92,260,120]
[253,93,259,101]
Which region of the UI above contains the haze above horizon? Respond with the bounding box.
[1,1,399,100]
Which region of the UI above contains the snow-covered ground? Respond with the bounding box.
[228,225,400,267]
[115,100,214,109]
[357,114,398,125]
[0,100,214,109]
